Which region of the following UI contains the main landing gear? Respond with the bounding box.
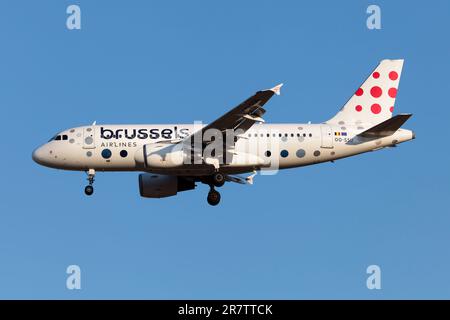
[211,172,225,187]
[205,172,225,206]
[207,187,221,206]
[84,169,95,196]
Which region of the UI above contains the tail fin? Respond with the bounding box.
[327,59,404,125]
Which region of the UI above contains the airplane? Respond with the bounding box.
[32,59,415,206]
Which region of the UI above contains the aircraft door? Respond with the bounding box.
[320,125,333,149]
[83,126,96,149]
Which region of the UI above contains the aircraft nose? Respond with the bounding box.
[32,146,47,165]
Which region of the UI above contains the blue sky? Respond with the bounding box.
[0,0,449,299]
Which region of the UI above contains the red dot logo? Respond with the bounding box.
[355,105,363,112]
[373,72,380,79]
[370,86,383,98]
[390,106,394,113]
[388,88,397,98]
[355,88,364,96]
[371,104,382,114]
[389,71,398,80]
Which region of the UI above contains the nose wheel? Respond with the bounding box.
[84,185,94,196]
[207,186,221,206]
[84,169,95,196]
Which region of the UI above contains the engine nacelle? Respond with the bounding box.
[134,143,187,169]
[138,173,195,198]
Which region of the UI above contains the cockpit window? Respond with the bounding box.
[48,134,69,142]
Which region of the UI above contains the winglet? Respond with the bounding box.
[269,83,283,96]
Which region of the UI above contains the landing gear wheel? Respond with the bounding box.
[212,172,225,187]
[84,185,94,196]
[84,169,96,196]
[207,189,221,206]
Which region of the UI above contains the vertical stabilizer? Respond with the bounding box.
[327,59,404,125]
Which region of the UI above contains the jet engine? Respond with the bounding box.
[138,173,196,198]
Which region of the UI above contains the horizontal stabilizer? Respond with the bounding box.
[358,114,412,138]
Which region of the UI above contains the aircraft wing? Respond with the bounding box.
[186,83,283,147]
[203,83,283,133]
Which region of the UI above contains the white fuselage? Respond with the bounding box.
[31,60,414,205]
[32,123,414,175]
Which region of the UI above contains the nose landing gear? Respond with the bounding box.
[84,169,95,196]
[84,185,94,196]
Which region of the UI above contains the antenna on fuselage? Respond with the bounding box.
[92,120,97,125]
